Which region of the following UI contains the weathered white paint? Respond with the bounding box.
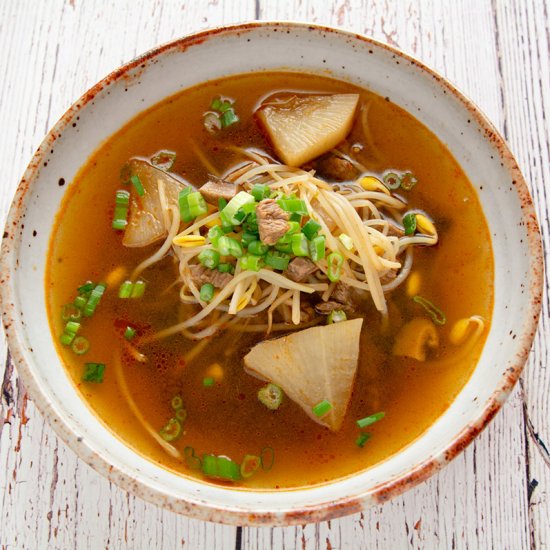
[0,0,547,548]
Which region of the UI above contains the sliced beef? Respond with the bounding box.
[189,264,233,289]
[199,178,239,205]
[256,199,290,245]
[314,301,354,315]
[314,153,359,182]
[285,257,318,282]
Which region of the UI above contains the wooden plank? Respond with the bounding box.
[0,0,547,548]
[493,1,550,548]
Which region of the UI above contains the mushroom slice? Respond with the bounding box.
[123,159,187,248]
[256,94,360,167]
[244,318,363,431]
[392,317,439,361]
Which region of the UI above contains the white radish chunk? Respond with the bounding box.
[244,318,363,431]
[257,94,359,167]
[123,159,187,248]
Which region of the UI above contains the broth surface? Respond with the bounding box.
[47,72,493,489]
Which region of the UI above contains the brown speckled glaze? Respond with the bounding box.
[0,22,543,526]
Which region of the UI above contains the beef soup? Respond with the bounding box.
[46,71,493,489]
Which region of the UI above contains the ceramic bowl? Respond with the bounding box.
[0,22,543,525]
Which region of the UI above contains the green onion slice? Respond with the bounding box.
[302,218,321,240]
[221,191,255,225]
[402,212,417,236]
[258,383,283,410]
[265,250,290,271]
[356,411,385,429]
[130,280,146,299]
[124,326,136,341]
[82,362,105,383]
[327,252,344,282]
[260,447,275,472]
[83,283,106,317]
[251,183,271,201]
[159,418,182,442]
[400,172,418,191]
[327,310,347,324]
[309,235,326,262]
[62,303,82,321]
[176,408,188,423]
[71,336,90,355]
[312,400,333,418]
[291,233,309,257]
[171,395,184,411]
[412,295,447,325]
[383,171,401,190]
[184,446,202,470]
[240,454,261,478]
[118,280,133,299]
[200,284,215,303]
[356,432,371,448]
[199,248,220,270]
[151,150,176,171]
[203,376,215,387]
[217,236,243,258]
[338,233,354,251]
[216,456,241,480]
[130,174,145,196]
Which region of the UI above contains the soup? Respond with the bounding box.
[46,72,493,489]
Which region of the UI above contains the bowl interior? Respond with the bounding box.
[1,23,542,525]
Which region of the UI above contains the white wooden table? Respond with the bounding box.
[1,1,548,548]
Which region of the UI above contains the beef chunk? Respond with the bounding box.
[314,154,359,182]
[189,264,233,289]
[285,257,318,282]
[256,199,290,245]
[332,282,354,307]
[199,178,239,205]
[314,301,354,315]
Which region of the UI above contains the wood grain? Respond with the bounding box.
[0,0,548,548]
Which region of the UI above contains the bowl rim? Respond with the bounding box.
[0,20,544,526]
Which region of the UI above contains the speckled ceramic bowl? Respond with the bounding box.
[0,22,543,525]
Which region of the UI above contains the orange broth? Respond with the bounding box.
[46,72,493,489]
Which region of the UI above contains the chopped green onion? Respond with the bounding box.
[221,191,255,225]
[218,198,228,211]
[302,218,322,240]
[289,212,302,223]
[247,240,269,256]
[400,172,418,191]
[131,280,146,298]
[200,283,215,303]
[285,221,301,236]
[203,112,221,133]
[207,225,224,247]
[202,454,217,476]
[151,150,176,171]
[112,189,130,230]
[159,418,182,442]
[312,400,333,418]
[82,362,105,383]
[338,233,354,251]
[243,212,258,233]
[176,408,188,422]
[65,320,81,335]
[62,303,82,321]
[264,250,290,271]
[251,183,271,201]
[274,241,292,254]
[327,252,344,282]
[217,236,243,258]
[124,326,136,341]
[71,336,89,355]
[171,395,184,410]
[210,97,223,111]
[277,198,308,215]
[327,310,347,324]
[260,447,275,471]
[356,432,371,448]
[78,282,94,294]
[309,235,326,261]
[239,254,264,272]
[83,283,106,317]
[258,383,283,410]
[184,446,202,470]
[356,411,385,429]
[216,456,241,480]
[383,172,401,190]
[402,212,417,236]
[180,191,208,223]
[220,109,239,128]
[73,295,87,310]
[60,332,76,346]
[218,100,233,113]
[130,174,145,197]
[198,248,220,269]
[203,376,215,387]
[120,163,131,185]
[291,233,309,257]
[240,454,261,478]
[412,295,447,325]
[217,263,235,274]
[240,231,258,249]
[118,280,133,299]
[220,212,234,234]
